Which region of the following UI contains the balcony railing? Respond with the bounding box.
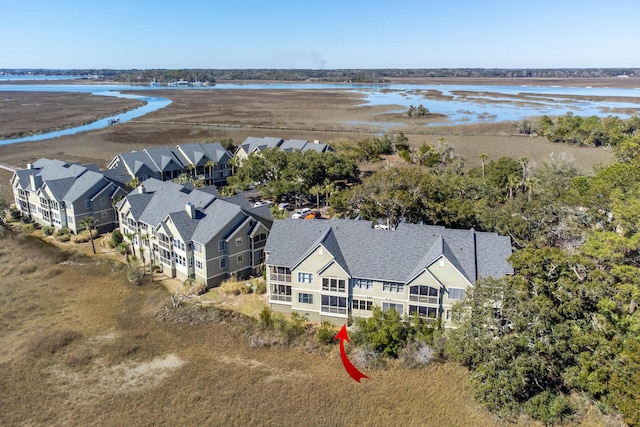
[321,306,347,315]
[270,294,292,302]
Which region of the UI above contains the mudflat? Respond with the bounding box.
[0,77,624,173]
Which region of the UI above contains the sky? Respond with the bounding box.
[1,0,638,70]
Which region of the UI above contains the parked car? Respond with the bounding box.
[291,208,311,219]
[253,200,272,208]
[304,211,322,219]
[278,202,291,211]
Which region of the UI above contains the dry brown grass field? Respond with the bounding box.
[0,229,620,427]
[0,231,530,426]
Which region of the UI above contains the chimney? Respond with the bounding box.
[138,185,146,194]
[185,202,196,219]
[29,173,42,190]
[27,163,34,169]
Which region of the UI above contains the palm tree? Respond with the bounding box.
[185,163,195,178]
[124,231,136,257]
[479,153,489,181]
[140,232,152,280]
[309,184,323,211]
[228,156,240,175]
[80,216,97,254]
[323,181,337,210]
[205,159,217,185]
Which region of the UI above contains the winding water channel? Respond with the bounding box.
[1,80,639,145]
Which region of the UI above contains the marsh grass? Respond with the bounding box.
[0,231,619,426]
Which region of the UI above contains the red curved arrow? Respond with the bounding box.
[334,324,369,383]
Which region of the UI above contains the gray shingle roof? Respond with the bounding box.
[121,178,270,246]
[13,159,116,203]
[280,139,309,152]
[239,137,284,154]
[264,219,513,284]
[177,142,232,165]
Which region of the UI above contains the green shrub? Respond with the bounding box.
[41,225,54,236]
[117,242,129,255]
[109,229,124,248]
[259,307,273,328]
[317,321,338,345]
[351,307,409,358]
[55,233,71,242]
[55,227,69,235]
[523,391,573,425]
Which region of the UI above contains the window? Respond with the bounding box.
[352,299,373,311]
[269,266,291,282]
[253,249,265,265]
[174,254,186,267]
[298,272,313,283]
[84,200,91,209]
[448,288,466,300]
[322,277,346,293]
[173,238,185,251]
[383,282,404,293]
[409,305,439,319]
[219,258,226,269]
[438,259,445,267]
[321,295,347,314]
[237,254,243,263]
[100,197,106,206]
[254,233,267,243]
[271,284,292,302]
[195,259,203,270]
[298,293,313,304]
[193,242,203,252]
[410,286,439,304]
[382,302,404,314]
[218,240,225,252]
[353,278,373,290]
[235,237,242,246]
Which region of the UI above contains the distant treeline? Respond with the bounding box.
[2,68,639,84]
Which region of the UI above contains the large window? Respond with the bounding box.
[298,293,313,304]
[269,266,291,282]
[352,299,373,311]
[383,281,404,293]
[322,277,346,293]
[448,288,466,300]
[382,302,404,314]
[271,284,292,302]
[298,272,313,283]
[409,305,439,319]
[409,285,439,304]
[321,295,347,315]
[353,278,373,290]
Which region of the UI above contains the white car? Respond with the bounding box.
[253,200,272,208]
[291,208,311,219]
